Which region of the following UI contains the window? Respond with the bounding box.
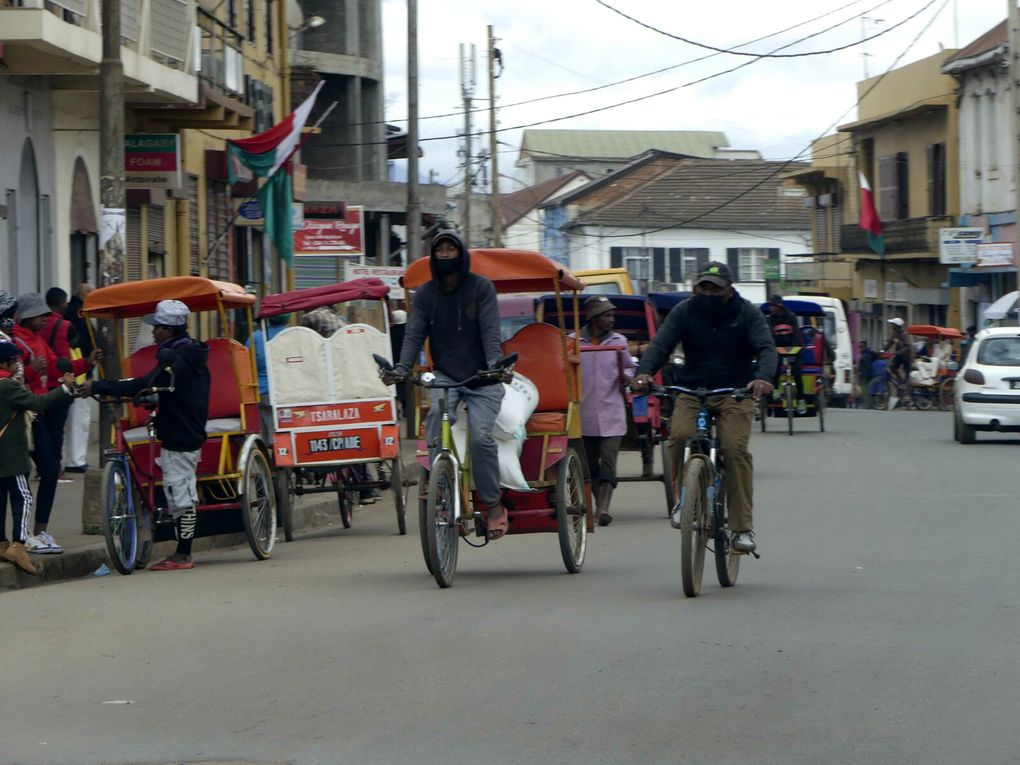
[985,90,998,171]
[726,247,779,282]
[247,0,256,41]
[878,152,909,220]
[972,92,983,178]
[622,247,650,294]
[977,337,1020,366]
[265,0,273,53]
[927,142,946,217]
[668,247,709,282]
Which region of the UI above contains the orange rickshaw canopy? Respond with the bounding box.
[401,248,584,293]
[83,277,256,319]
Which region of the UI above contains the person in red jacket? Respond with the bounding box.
[38,288,81,480]
[10,293,97,555]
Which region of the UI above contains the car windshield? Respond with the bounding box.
[977,337,1020,366]
[583,283,619,295]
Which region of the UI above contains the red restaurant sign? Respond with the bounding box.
[293,205,363,256]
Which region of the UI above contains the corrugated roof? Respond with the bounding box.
[561,155,810,232]
[944,20,1006,68]
[519,129,729,162]
[499,171,591,228]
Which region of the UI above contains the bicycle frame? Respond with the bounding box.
[679,395,724,526]
[433,391,472,525]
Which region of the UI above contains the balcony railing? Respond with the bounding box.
[197,7,244,97]
[840,215,955,255]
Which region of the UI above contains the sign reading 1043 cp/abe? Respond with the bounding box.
[938,227,984,264]
[124,134,181,190]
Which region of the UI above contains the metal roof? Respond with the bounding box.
[519,129,729,162]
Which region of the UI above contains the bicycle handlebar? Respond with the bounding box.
[373,352,518,388]
[644,384,751,401]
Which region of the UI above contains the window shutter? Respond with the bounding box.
[187,174,200,275]
[726,248,740,282]
[206,180,231,281]
[668,248,682,282]
[895,152,909,219]
[696,248,709,274]
[610,246,623,269]
[652,247,666,282]
[877,155,897,221]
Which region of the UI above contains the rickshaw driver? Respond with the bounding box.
[631,262,776,554]
[81,299,210,570]
[766,295,807,415]
[382,230,511,541]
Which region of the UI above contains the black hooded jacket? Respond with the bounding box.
[397,231,503,383]
[92,333,211,451]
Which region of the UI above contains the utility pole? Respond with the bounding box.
[1009,0,1020,266]
[460,43,476,246]
[487,26,502,248]
[98,0,125,459]
[406,0,420,263]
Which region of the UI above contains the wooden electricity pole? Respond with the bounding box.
[487,25,502,247]
[406,0,420,262]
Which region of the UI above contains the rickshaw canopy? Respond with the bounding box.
[907,324,964,340]
[257,278,390,318]
[401,248,584,293]
[83,276,255,319]
[759,299,826,317]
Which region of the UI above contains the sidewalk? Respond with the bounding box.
[0,437,419,592]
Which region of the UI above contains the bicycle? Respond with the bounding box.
[376,353,520,588]
[760,347,801,436]
[649,384,759,598]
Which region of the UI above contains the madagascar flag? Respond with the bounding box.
[227,81,324,264]
[858,171,885,256]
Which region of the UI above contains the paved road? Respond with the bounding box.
[4,409,1019,765]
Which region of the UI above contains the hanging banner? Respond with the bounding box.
[293,205,363,257]
[99,207,126,285]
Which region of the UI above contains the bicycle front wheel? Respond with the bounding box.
[713,479,740,587]
[426,456,460,588]
[679,457,710,597]
[785,383,795,435]
[100,459,138,575]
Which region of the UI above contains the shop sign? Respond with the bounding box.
[294,205,363,256]
[976,242,1015,268]
[344,264,405,298]
[938,227,984,264]
[125,134,181,190]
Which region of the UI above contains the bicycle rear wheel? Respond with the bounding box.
[679,457,709,598]
[661,440,677,518]
[100,459,138,575]
[417,464,432,574]
[938,377,955,411]
[713,477,740,587]
[785,383,795,435]
[425,457,460,588]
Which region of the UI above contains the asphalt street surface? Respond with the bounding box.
[3,408,1019,765]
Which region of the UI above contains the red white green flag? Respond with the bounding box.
[227,81,324,264]
[858,171,885,256]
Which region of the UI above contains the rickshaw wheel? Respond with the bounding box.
[390,458,407,535]
[275,468,295,542]
[713,482,740,588]
[913,387,934,411]
[679,457,709,598]
[426,457,459,588]
[660,440,677,519]
[938,378,955,411]
[555,448,587,574]
[100,460,138,575]
[241,446,277,560]
[336,467,357,529]
[417,465,433,574]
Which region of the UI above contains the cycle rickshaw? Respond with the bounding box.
[758,299,827,434]
[391,248,593,587]
[82,276,276,574]
[906,324,962,411]
[256,278,407,539]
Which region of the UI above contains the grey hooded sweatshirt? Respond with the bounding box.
[396,231,503,383]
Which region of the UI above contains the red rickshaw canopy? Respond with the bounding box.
[83,276,256,319]
[401,248,584,294]
[906,324,964,340]
[257,278,390,318]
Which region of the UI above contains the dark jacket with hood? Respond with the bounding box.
[766,306,805,350]
[91,332,211,451]
[397,231,503,383]
[636,290,777,389]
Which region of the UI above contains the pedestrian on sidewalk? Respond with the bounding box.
[571,296,635,526]
[11,293,97,555]
[39,287,79,482]
[62,283,96,473]
[82,300,209,571]
[0,342,77,575]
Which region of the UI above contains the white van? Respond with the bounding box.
[791,296,854,401]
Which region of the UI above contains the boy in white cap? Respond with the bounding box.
[883,317,913,390]
[83,299,210,570]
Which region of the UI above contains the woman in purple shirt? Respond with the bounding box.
[573,296,635,526]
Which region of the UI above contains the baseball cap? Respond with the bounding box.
[584,295,616,322]
[695,261,733,287]
[887,317,905,327]
[16,292,49,321]
[0,341,23,363]
[768,294,785,305]
[142,299,190,327]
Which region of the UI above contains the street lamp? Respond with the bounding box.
[290,15,325,40]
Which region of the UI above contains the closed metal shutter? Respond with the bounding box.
[187,174,199,275]
[146,205,166,278]
[125,207,144,351]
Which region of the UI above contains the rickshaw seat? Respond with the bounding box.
[525,411,567,433]
[123,417,243,445]
[501,322,571,413]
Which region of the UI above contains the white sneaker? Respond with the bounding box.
[732,530,757,553]
[39,531,64,554]
[25,535,55,554]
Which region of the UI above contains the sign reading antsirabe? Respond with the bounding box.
[124,134,182,190]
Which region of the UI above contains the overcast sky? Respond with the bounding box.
[379,0,1003,189]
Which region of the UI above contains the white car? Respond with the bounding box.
[954,327,1020,443]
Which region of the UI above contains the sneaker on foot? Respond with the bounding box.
[39,531,64,554]
[3,542,39,575]
[597,512,613,527]
[57,473,74,484]
[732,530,757,552]
[796,399,807,415]
[64,464,89,473]
[25,535,53,554]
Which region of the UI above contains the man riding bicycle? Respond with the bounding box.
[766,294,807,415]
[631,262,776,553]
[383,230,510,540]
[883,317,914,392]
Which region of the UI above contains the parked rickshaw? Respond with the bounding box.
[257,278,407,538]
[906,324,961,411]
[538,292,679,515]
[82,277,275,574]
[389,248,593,587]
[758,299,827,434]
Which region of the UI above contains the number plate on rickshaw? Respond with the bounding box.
[274,424,400,466]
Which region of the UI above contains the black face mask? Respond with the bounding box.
[693,293,727,315]
[434,256,461,277]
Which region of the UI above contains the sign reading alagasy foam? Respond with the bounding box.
[125,134,181,190]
